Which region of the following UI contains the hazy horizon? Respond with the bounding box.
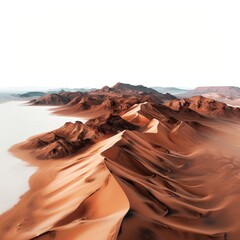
[2,83,240,93]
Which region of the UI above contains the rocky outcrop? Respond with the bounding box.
[165,96,240,118]
[30,83,176,109]
[29,92,84,105]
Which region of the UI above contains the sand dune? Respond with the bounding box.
[1,97,240,239]
[0,135,129,240]
[29,82,176,118]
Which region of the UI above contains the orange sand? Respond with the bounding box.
[1,101,240,239]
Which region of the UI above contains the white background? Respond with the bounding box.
[0,0,240,89]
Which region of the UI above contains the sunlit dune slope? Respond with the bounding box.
[1,96,240,239]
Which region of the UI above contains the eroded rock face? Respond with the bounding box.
[30,83,176,107]
[86,114,139,134]
[29,92,84,105]
[21,121,95,159]
[21,113,139,159]
[165,96,240,118]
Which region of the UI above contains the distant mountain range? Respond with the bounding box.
[98,82,159,94]
[30,83,176,109]
[178,86,240,98]
[2,85,240,107]
[13,91,46,98]
[177,86,240,106]
[47,88,97,93]
[0,88,93,103]
[13,88,96,97]
[152,87,189,95]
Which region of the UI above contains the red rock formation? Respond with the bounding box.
[30,83,176,108]
[165,95,240,118]
[29,92,84,105]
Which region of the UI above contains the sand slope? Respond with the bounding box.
[1,99,240,239]
[0,136,129,240]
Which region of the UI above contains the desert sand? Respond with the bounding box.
[1,90,240,239]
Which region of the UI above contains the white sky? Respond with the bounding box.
[0,0,240,89]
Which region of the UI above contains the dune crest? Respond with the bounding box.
[1,95,240,239]
[0,134,130,240]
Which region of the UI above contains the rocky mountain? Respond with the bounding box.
[21,114,138,159]
[179,86,240,99]
[29,92,84,105]
[15,91,46,98]
[98,82,159,94]
[165,95,240,118]
[29,83,176,115]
